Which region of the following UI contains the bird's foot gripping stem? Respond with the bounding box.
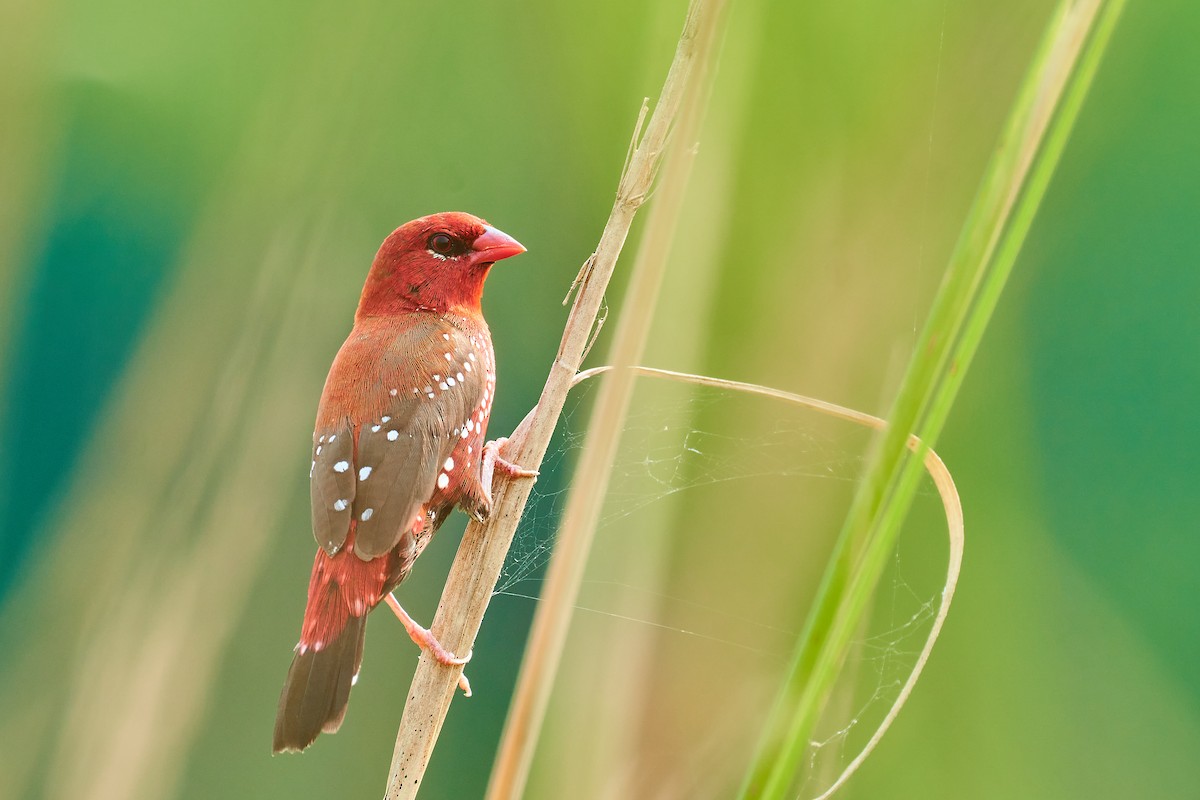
[385,593,472,697]
[480,437,539,507]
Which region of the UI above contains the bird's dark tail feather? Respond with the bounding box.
[272,614,367,753]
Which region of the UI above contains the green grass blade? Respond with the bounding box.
[739,1,1127,796]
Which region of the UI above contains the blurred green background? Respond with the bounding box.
[1,0,1197,798]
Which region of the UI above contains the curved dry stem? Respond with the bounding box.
[812,449,961,800]
[571,365,964,798]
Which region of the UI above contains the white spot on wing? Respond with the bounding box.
[359,466,373,480]
[388,430,400,441]
[437,473,450,489]
[371,424,381,432]
[361,508,374,521]
[333,460,349,473]
[444,457,455,471]
[333,498,348,511]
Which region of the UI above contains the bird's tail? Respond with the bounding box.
[273,585,369,753]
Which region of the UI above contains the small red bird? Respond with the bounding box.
[273,212,531,753]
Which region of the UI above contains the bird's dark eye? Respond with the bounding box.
[428,233,456,255]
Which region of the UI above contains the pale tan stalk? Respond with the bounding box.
[382,1,725,796]
[483,3,726,797]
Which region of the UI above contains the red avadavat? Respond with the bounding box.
[273,212,531,753]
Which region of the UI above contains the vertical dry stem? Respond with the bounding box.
[382,1,720,796]
[484,2,725,797]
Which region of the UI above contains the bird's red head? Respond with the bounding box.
[356,212,525,319]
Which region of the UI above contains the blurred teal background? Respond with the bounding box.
[1,0,1196,798]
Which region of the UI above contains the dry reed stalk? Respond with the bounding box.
[382,1,724,796]
[483,2,726,796]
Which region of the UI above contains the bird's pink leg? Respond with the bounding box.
[384,593,472,696]
[481,437,539,506]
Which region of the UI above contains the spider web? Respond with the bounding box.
[491,373,953,798]
[496,380,868,596]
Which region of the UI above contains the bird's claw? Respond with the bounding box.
[385,593,473,696]
[484,437,540,479]
[480,437,539,508]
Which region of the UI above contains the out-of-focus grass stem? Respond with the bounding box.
[740,1,1126,796]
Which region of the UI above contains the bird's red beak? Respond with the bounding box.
[470,225,526,265]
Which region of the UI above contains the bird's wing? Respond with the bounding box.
[310,316,487,560]
[309,421,357,555]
